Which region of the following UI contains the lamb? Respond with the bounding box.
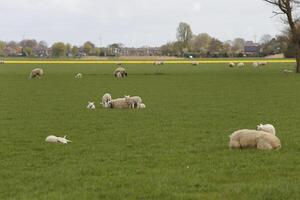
[45,135,71,144]
[138,103,146,109]
[154,61,164,65]
[229,129,281,150]
[101,93,112,107]
[228,62,235,67]
[124,95,142,108]
[29,68,44,79]
[257,124,276,135]
[75,73,82,78]
[114,67,127,78]
[87,102,96,109]
[106,98,130,109]
[237,62,245,67]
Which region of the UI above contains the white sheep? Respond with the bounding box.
[29,68,44,79]
[258,61,267,66]
[45,135,71,144]
[87,102,96,109]
[228,62,235,67]
[253,62,259,67]
[154,61,164,65]
[101,93,112,107]
[106,98,130,109]
[114,67,127,78]
[237,62,245,67]
[75,73,82,78]
[124,95,142,109]
[0,60,4,64]
[138,103,146,109]
[191,61,199,66]
[229,129,281,150]
[257,124,276,135]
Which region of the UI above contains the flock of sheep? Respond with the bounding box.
[28,66,282,150]
[228,62,267,68]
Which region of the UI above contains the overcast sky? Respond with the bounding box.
[0,0,284,47]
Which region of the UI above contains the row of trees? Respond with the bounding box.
[161,22,296,58]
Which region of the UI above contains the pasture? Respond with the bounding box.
[1,62,300,199]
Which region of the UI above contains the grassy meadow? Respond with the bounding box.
[1,62,300,199]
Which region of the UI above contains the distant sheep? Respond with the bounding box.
[101,93,112,107]
[154,61,164,65]
[228,62,235,67]
[87,102,96,109]
[125,95,142,108]
[75,73,82,78]
[106,98,130,109]
[29,68,44,79]
[253,62,259,67]
[257,124,276,135]
[258,61,267,66]
[237,62,245,67]
[229,129,281,150]
[138,103,146,109]
[0,60,4,64]
[191,61,199,66]
[45,135,71,144]
[114,67,127,78]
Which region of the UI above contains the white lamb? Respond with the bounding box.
[75,73,82,78]
[101,93,112,107]
[257,124,276,135]
[229,129,281,150]
[45,135,71,144]
[106,98,130,109]
[237,62,245,67]
[138,103,146,109]
[125,95,142,108]
[87,102,96,109]
[228,62,235,67]
[29,68,44,79]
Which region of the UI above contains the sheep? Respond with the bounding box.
[45,135,71,144]
[0,60,4,64]
[229,129,281,150]
[124,95,142,108]
[191,61,199,66]
[283,69,293,73]
[114,67,127,78]
[237,62,245,67]
[154,61,164,65]
[106,98,130,109]
[87,102,96,109]
[258,61,267,66]
[101,93,112,107]
[257,124,276,135]
[138,103,146,109]
[75,73,82,78]
[228,62,235,67]
[253,62,259,67]
[29,68,44,79]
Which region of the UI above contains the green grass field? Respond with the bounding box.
[1,62,300,199]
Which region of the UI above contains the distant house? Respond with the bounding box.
[244,42,261,56]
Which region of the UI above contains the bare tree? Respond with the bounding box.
[263,0,300,72]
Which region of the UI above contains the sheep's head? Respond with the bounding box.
[257,124,276,135]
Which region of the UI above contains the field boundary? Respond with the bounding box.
[2,59,296,64]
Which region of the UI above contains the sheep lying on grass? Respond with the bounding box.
[101,93,112,107]
[237,62,245,67]
[138,103,146,109]
[87,102,96,109]
[75,73,82,78]
[29,68,44,79]
[114,67,127,78]
[154,61,164,65]
[229,129,281,150]
[257,124,276,135]
[45,135,71,144]
[106,98,130,109]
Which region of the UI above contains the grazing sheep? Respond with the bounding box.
[258,61,267,66]
[114,67,127,78]
[45,135,71,144]
[237,62,245,67]
[29,68,44,79]
[191,61,199,66]
[154,61,164,65]
[101,93,112,107]
[228,62,235,67]
[229,129,281,150]
[75,73,82,78]
[106,98,130,109]
[283,69,293,73]
[87,102,96,109]
[257,124,276,135]
[124,95,142,108]
[0,60,4,64]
